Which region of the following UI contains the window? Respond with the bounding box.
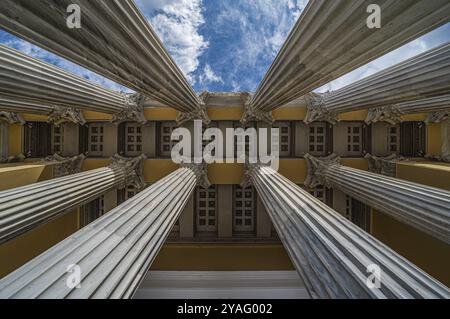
[195,186,218,233]
[88,124,104,157]
[308,186,326,203]
[0,121,8,158]
[387,125,400,153]
[308,122,328,156]
[117,185,140,205]
[304,185,333,206]
[233,185,256,233]
[79,196,105,228]
[400,122,426,157]
[124,123,143,157]
[51,125,64,154]
[344,122,371,157]
[347,125,362,154]
[158,121,178,157]
[275,122,293,158]
[23,122,52,158]
[345,196,371,232]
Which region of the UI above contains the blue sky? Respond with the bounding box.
[1,0,449,94]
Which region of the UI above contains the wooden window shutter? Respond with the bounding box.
[362,123,372,155]
[325,123,334,155]
[117,122,126,156]
[78,125,89,155]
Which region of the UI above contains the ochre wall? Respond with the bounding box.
[371,160,450,286]
[1,109,448,284]
[0,209,79,277]
[371,211,449,286]
[151,244,294,271]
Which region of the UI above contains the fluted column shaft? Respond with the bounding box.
[0,0,207,121]
[249,0,450,115]
[245,165,449,298]
[305,155,450,243]
[365,95,450,124]
[0,45,145,123]
[0,166,208,299]
[0,155,146,244]
[305,43,450,123]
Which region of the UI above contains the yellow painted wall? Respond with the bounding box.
[8,124,22,156]
[2,106,448,279]
[371,160,450,286]
[208,107,243,121]
[427,123,443,156]
[371,212,450,286]
[273,107,307,121]
[151,244,294,271]
[0,163,53,191]
[338,110,368,121]
[0,209,79,278]
[396,161,450,191]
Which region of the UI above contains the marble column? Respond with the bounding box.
[0,45,146,124]
[0,154,146,244]
[243,164,449,298]
[366,95,450,125]
[304,43,450,123]
[0,164,210,299]
[304,154,450,243]
[246,0,450,121]
[0,0,208,123]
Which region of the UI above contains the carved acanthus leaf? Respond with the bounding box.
[0,112,25,125]
[364,153,405,177]
[303,92,338,124]
[425,110,449,124]
[0,153,26,164]
[48,106,86,126]
[44,154,86,177]
[176,104,211,126]
[304,153,340,188]
[365,105,403,125]
[240,93,274,125]
[112,93,147,125]
[425,154,450,164]
[109,154,147,190]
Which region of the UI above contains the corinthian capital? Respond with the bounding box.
[112,93,147,125]
[304,153,341,188]
[48,106,86,126]
[303,93,338,124]
[426,110,449,124]
[177,103,211,126]
[0,154,26,164]
[0,111,25,125]
[44,154,86,177]
[109,154,147,190]
[364,153,405,177]
[365,105,404,125]
[181,163,211,189]
[240,93,274,125]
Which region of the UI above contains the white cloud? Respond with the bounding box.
[199,64,223,84]
[136,0,208,84]
[214,0,309,91]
